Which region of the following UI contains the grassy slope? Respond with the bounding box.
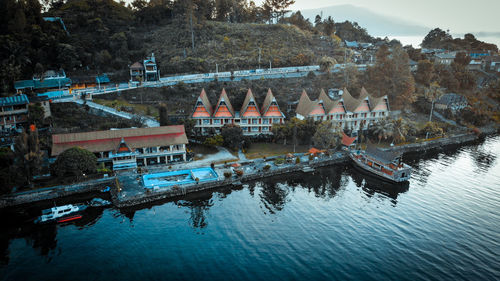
[97,73,341,119]
[141,21,341,74]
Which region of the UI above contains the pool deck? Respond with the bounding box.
[111,152,349,208]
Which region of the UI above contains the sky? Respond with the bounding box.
[255,0,500,34]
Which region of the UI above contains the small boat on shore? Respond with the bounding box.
[89,198,112,207]
[34,204,87,224]
[350,145,412,183]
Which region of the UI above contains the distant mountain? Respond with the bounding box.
[300,4,430,37]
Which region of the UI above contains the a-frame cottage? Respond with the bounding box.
[296,87,390,131]
[191,88,285,136]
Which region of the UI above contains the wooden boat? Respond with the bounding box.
[349,145,411,183]
[34,204,87,224]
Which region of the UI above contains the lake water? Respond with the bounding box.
[1,136,499,280]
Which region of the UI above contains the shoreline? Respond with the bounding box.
[0,129,496,210]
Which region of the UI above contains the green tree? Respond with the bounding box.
[323,16,335,36]
[28,103,45,127]
[372,118,394,144]
[0,147,14,194]
[158,103,169,126]
[421,28,452,48]
[204,135,224,147]
[415,60,434,86]
[454,52,471,67]
[52,147,97,179]
[221,124,243,150]
[312,122,340,149]
[425,81,444,122]
[12,129,43,187]
[420,122,444,138]
[365,45,416,109]
[319,56,337,73]
[390,118,410,144]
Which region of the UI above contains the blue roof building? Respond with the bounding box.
[345,41,359,48]
[0,94,29,107]
[96,74,110,84]
[0,94,29,131]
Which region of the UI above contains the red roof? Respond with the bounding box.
[342,132,357,146]
[51,126,188,156]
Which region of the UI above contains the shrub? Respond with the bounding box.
[308,154,314,161]
[224,171,232,178]
[295,157,300,164]
[235,169,244,176]
[263,164,271,171]
[274,158,285,165]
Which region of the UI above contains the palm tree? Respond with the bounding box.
[372,118,394,144]
[391,118,410,144]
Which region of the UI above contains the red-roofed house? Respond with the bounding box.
[51,125,188,170]
[191,88,285,136]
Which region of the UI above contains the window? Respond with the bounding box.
[251,127,259,132]
[214,119,221,124]
[262,127,269,131]
[262,119,269,124]
[252,119,258,124]
[241,119,247,124]
[203,119,210,125]
[273,118,281,124]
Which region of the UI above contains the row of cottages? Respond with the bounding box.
[192,89,285,135]
[51,126,188,170]
[296,87,390,131]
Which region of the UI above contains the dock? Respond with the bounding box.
[111,152,348,208]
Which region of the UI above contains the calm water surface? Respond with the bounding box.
[1,136,499,281]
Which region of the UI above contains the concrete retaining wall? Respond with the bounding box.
[113,153,349,207]
[0,177,115,208]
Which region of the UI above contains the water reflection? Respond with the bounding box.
[349,169,409,205]
[470,148,497,173]
[177,195,214,229]
[0,203,106,265]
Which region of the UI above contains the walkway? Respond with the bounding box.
[73,99,160,127]
[43,63,370,101]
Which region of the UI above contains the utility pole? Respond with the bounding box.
[258,47,261,69]
[344,49,347,86]
[216,63,218,73]
[269,60,272,70]
[293,125,297,153]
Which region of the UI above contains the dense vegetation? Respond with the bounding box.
[421,28,498,52]
[0,0,379,95]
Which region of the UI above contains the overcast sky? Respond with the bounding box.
[255,0,500,34]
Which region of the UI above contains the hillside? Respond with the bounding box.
[141,21,342,75]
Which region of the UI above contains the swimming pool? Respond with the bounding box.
[143,167,219,188]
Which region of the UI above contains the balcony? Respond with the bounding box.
[0,109,28,116]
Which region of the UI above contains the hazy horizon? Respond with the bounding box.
[254,0,500,35]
